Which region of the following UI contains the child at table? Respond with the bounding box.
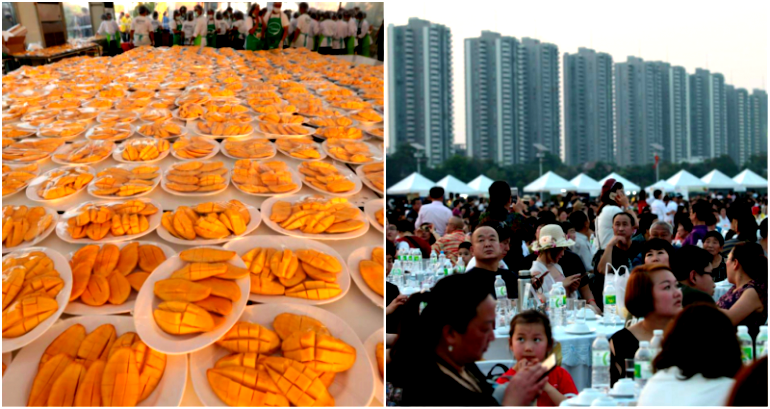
[496,310,577,406]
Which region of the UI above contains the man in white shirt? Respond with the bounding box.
[355,12,369,56]
[344,11,356,54]
[182,12,195,45]
[649,189,666,221]
[334,11,347,55]
[291,2,313,50]
[318,12,336,55]
[414,187,453,236]
[663,195,677,225]
[192,5,208,47]
[130,6,153,46]
[310,11,320,51]
[97,13,120,56]
[262,3,290,50]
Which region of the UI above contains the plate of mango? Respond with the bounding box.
[1,315,187,406]
[189,304,375,406]
[298,161,362,197]
[223,235,350,305]
[261,195,369,240]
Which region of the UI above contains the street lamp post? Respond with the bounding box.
[650,143,664,182]
[533,143,548,177]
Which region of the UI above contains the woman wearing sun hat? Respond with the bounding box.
[529,224,580,295]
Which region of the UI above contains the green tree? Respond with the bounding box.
[745,154,768,178]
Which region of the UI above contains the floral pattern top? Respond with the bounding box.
[717,280,768,338]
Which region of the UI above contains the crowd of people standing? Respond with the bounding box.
[384,180,768,406]
[95,3,383,60]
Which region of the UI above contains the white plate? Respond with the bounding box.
[563,326,597,335]
[322,140,383,165]
[85,123,135,142]
[363,127,384,140]
[356,161,384,194]
[87,164,162,199]
[276,140,327,162]
[55,198,163,244]
[2,352,11,374]
[64,240,176,315]
[347,246,385,309]
[231,162,303,197]
[50,141,115,166]
[171,107,204,122]
[160,165,231,197]
[607,391,635,398]
[97,109,139,124]
[256,124,316,139]
[133,246,250,355]
[1,210,58,254]
[2,247,72,353]
[1,138,56,164]
[300,162,363,198]
[223,235,350,305]
[157,205,262,246]
[189,303,375,407]
[112,138,172,164]
[363,328,385,404]
[364,199,385,234]
[136,119,189,139]
[219,138,277,161]
[192,119,254,139]
[171,137,221,161]
[24,165,94,204]
[1,315,187,406]
[261,195,370,241]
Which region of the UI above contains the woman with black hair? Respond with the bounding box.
[594,179,637,250]
[717,242,768,338]
[684,199,716,246]
[388,274,549,406]
[638,303,742,405]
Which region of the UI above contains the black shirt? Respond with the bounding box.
[466,266,519,299]
[680,284,715,307]
[386,282,401,334]
[393,354,498,406]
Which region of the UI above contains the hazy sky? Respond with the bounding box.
[387,0,768,152]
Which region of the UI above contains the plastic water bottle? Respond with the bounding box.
[756,326,768,359]
[549,282,567,326]
[634,341,652,388]
[438,251,446,268]
[604,281,617,324]
[650,329,664,359]
[494,275,508,300]
[413,247,423,267]
[737,326,754,364]
[442,259,453,276]
[455,257,466,274]
[591,333,611,392]
[429,249,438,267]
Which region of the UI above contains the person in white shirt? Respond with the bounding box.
[97,13,120,56]
[319,12,336,55]
[291,3,313,50]
[414,187,453,236]
[182,12,196,45]
[649,189,666,221]
[663,195,677,225]
[333,11,347,55]
[355,11,370,56]
[344,11,356,54]
[262,3,290,50]
[231,11,245,50]
[310,11,320,51]
[215,11,228,48]
[192,5,208,47]
[130,6,153,47]
[637,303,741,406]
[595,179,637,249]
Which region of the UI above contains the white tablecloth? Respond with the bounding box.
[484,322,625,391]
[4,144,384,406]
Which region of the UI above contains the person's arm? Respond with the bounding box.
[280,18,289,44]
[501,364,549,406]
[261,17,268,38]
[542,383,568,406]
[579,284,601,314]
[597,238,620,275]
[386,294,408,315]
[721,288,762,325]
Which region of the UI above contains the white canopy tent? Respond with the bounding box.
[570,173,602,196]
[435,175,480,195]
[599,173,641,193]
[645,180,677,193]
[386,173,435,196]
[667,170,706,190]
[700,170,740,190]
[733,169,768,189]
[467,175,495,196]
[523,171,575,193]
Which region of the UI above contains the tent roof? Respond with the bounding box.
[701,169,740,189]
[645,180,676,192]
[598,173,641,192]
[467,175,495,194]
[666,170,706,189]
[386,172,435,195]
[733,169,769,188]
[523,171,575,193]
[436,175,480,195]
[570,173,602,194]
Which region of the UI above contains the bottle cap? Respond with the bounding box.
[653,329,663,335]
[639,341,650,347]
[738,325,748,333]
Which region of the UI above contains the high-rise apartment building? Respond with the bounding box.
[749,89,768,155]
[726,86,751,166]
[563,47,614,165]
[689,69,728,161]
[668,66,691,163]
[521,38,561,160]
[387,18,454,167]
